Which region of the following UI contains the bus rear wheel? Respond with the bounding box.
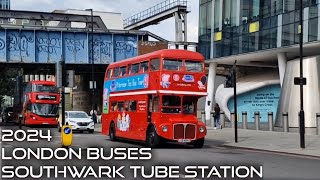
[193,138,204,148]
[146,126,161,148]
[109,123,116,141]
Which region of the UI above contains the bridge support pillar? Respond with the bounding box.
[175,12,187,42]
[205,63,217,121]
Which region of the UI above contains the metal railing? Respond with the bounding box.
[123,0,190,27]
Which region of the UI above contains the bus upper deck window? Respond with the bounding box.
[113,67,120,77]
[106,69,113,78]
[163,59,182,71]
[150,59,160,71]
[140,61,149,72]
[120,66,127,76]
[130,63,140,75]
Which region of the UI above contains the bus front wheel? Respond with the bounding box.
[146,126,161,148]
[109,123,116,141]
[193,138,204,148]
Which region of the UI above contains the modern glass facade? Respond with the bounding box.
[0,0,10,10]
[198,0,319,59]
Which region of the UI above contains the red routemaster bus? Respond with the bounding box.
[102,49,207,148]
[13,80,60,126]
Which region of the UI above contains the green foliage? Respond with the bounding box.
[0,69,19,97]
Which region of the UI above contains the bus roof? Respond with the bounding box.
[108,49,204,68]
[27,81,56,86]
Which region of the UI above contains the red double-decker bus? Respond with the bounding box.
[101,49,208,148]
[13,80,60,126]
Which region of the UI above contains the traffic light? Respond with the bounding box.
[66,70,75,88]
[225,72,234,88]
[56,61,75,88]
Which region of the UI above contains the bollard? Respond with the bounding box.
[201,111,205,123]
[254,111,260,130]
[316,113,320,135]
[242,111,247,129]
[283,112,289,132]
[231,112,235,128]
[268,112,274,131]
[210,111,215,127]
[220,111,225,128]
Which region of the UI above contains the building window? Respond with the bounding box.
[214,0,221,31]
[231,37,239,55]
[282,23,295,46]
[270,28,278,48]
[309,5,318,19]
[199,3,207,35]
[284,0,295,12]
[259,29,270,50]
[308,18,318,42]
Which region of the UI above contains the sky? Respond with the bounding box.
[11,0,200,42]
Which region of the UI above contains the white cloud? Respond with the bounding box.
[11,0,199,42]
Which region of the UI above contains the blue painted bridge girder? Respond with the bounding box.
[0,29,139,64]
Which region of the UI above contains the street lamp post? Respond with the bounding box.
[298,0,305,149]
[86,9,95,115]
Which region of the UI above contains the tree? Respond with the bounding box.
[0,68,19,107]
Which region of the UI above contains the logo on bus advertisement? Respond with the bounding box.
[182,75,194,82]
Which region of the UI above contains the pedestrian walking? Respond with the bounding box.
[90,109,97,123]
[214,103,221,129]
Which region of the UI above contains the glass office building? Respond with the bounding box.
[0,0,10,10]
[199,0,318,59]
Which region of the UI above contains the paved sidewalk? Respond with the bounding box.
[206,127,320,157]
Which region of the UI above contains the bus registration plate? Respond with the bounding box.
[178,139,191,143]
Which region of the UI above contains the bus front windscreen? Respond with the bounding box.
[163,59,182,71]
[161,95,181,114]
[34,84,58,93]
[185,61,204,72]
[32,104,59,116]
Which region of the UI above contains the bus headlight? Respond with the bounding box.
[199,127,205,133]
[162,126,168,133]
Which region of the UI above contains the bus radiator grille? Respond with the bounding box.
[174,124,184,139]
[185,124,196,139]
[173,124,196,140]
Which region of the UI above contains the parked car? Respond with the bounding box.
[58,111,95,133]
[1,106,13,122]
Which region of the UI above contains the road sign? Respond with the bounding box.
[61,125,73,147]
